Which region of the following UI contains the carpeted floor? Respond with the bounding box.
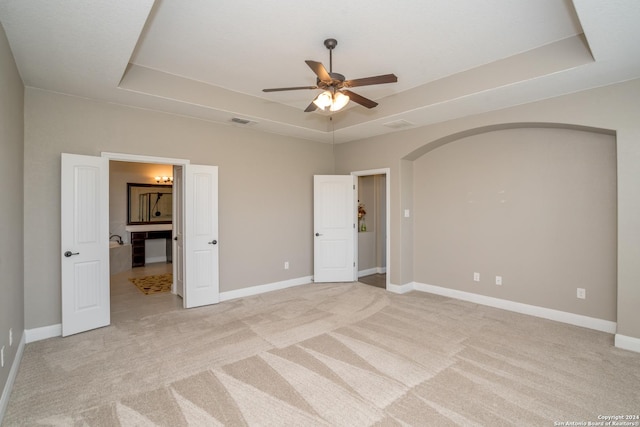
[128,273,173,295]
[4,282,640,426]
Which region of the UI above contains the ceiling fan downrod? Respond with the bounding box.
[324,38,338,73]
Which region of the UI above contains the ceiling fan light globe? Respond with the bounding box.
[313,91,332,109]
[330,92,350,111]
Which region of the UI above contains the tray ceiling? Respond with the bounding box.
[1,0,639,143]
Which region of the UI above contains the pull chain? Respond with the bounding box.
[331,115,335,174]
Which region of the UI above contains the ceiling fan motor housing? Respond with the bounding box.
[317,72,346,90]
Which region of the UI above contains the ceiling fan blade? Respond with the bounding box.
[304,101,318,112]
[263,86,318,92]
[305,60,331,82]
[343,74,398,88]
[341,90,378,109]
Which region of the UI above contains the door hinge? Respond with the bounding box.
[353,184,355,190]
[353,262,356,267]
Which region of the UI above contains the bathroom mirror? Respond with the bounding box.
[127,183,173,225]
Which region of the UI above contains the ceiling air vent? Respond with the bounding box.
[230,117,255,125]
[383,119,415,129]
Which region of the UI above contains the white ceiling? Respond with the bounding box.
[1,0,639,143]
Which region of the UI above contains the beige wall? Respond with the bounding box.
[413,127,616,320]
[24,88,334,329]
[0,22,24,407]
[15,62,640,343]
[336,78,640,340]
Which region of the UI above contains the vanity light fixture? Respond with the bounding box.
[155,176,173,184]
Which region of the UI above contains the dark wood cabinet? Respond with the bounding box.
[130,230,172,267]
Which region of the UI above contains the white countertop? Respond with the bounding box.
[125,224,173,232]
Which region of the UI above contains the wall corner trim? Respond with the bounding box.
[413,282,617,334]
[219,276,312,302]
[614,334,640,354]
[0,332,26,424]
[25,324,62,343]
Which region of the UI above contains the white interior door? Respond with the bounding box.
[313,175,356,283]
[173,165,184,297]
[61,153,110,336]
[184,164,219,308]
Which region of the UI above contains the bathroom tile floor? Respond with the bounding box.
[358,273,386,289]
[110,262,182,323]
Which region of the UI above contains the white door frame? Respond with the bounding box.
[173,165,185,297]
[102,152,189,167]
[351,168,391,289]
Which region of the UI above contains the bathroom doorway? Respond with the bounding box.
[62,152,219,335]
[108,159,180,321]
[352,168,390,290]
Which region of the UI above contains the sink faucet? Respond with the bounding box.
[109,234,123,245]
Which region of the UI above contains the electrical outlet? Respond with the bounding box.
[577,288,586,299]
[9,328,12,347]
[473,272,480,282]
[284,261,289,270]
[495,276,502,286]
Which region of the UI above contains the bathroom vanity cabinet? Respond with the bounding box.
[130,230,173,267]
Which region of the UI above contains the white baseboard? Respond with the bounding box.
[411,282,617,334]
[358,268,378,278]
[387,282,414,294]
[615,334,640,353]
[220,276,312,302]
[145,256,167,264]
[358,267,387,278]
[0,332,25,424]
[25,324,61,343]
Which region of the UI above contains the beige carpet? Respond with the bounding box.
[4,283,640,426]
[128,273,173,295]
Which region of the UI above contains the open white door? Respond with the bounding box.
[61,153,110,336]
[183,164,219,308]
[313,175,356,283]
[172,166,185,297]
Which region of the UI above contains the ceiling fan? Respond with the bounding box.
[262,38,398,113]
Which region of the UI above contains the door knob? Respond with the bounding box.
[64,251,79,257]
[209,240,217,245]
[315,233,322,237]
